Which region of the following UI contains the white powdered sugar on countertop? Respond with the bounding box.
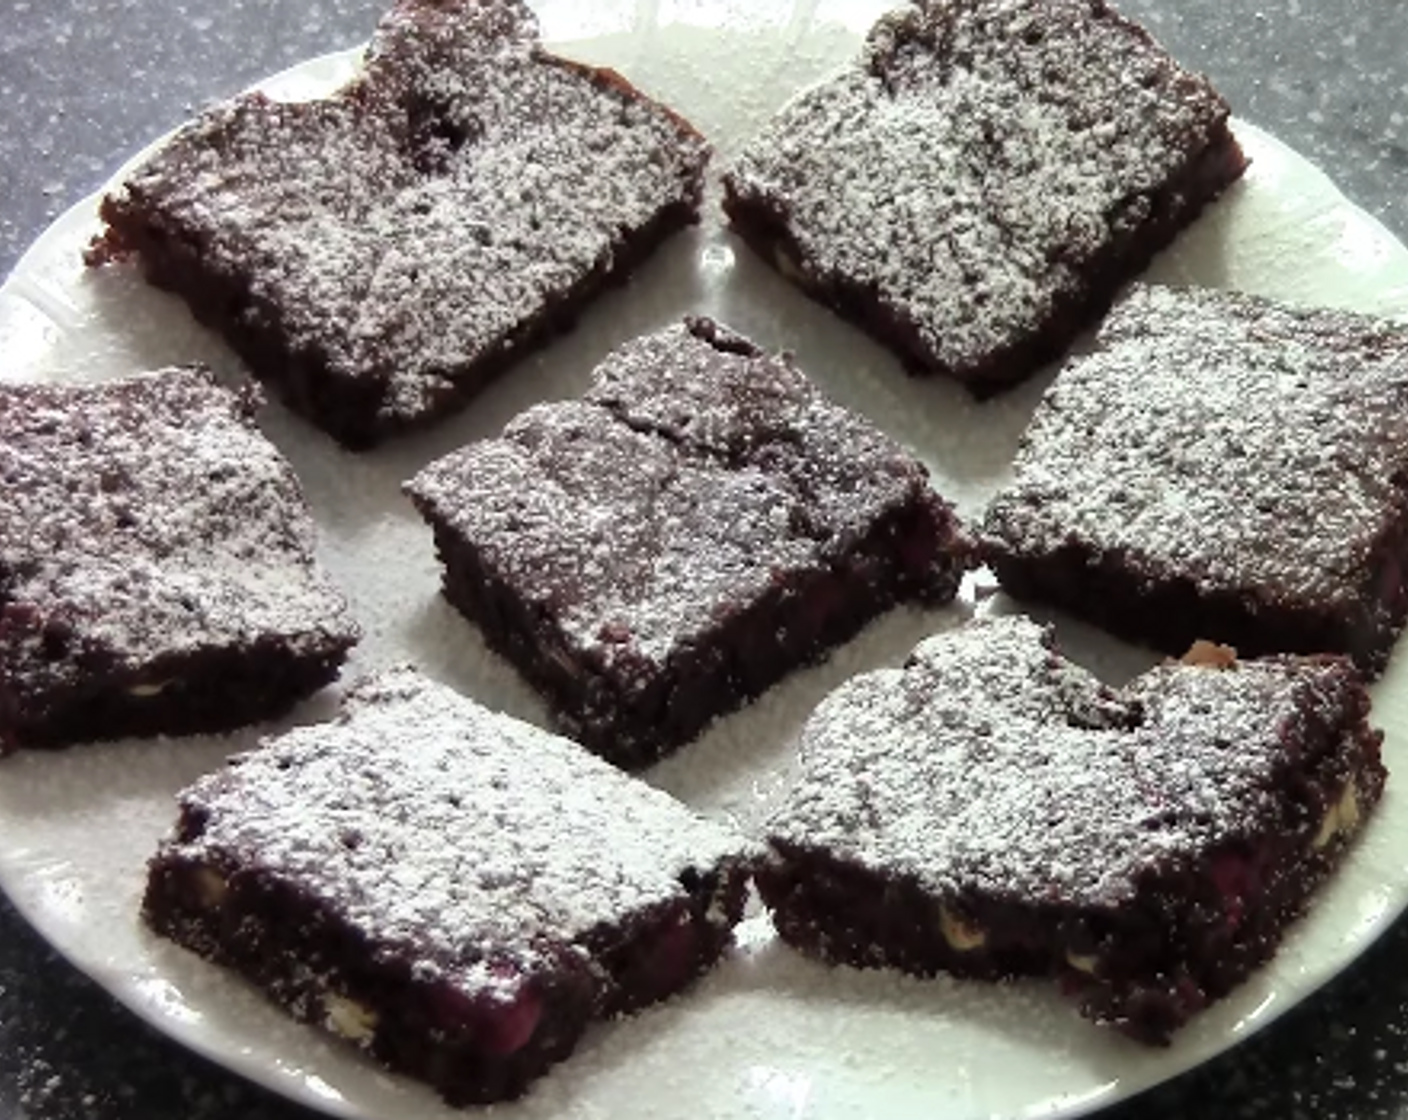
[163,667,750,986]
[983,283,1408,608]
[769,615,1366,907]
[723,0,1235,377]
[0,367,357,687]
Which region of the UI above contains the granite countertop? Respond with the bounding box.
[2,1,1407,1118]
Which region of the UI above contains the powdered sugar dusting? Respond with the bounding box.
[407,319,953,668]
[0,367,357,695]
[6,11,1408,1118]
[163,667,749,993]
[983,284,1408,609]
[723,0,1235,379]
[770,615,1364,907]
[104,0,708,431]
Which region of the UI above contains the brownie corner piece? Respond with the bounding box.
[981,283,1408,675]
[87,0,710,449]
[142,667,753,1104]
[0,367,359,751]
[405,317,974,767]
[759,615,1385,1043]
[721,0,1247,395]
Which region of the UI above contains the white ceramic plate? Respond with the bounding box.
[5,4,1408,1119]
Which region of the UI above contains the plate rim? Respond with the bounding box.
[4,32,1408,1120]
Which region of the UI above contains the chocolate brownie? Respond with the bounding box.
[721,0,1247,396]
[981,283,1408,675]
[0,368,359,753]
[760,617,1386,1043]
[405,317,972,768]
[87,0,709,449]
[143,668,754,1105]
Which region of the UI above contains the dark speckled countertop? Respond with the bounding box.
[2,2,1408,1118]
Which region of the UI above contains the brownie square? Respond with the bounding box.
[0,367,359,753]
[87,0,709,449]
[760,616,1385,1043]
[721,0,1247,395]
[143,667,754,1105]
[405,317,972,768]
[981,283,1408,674]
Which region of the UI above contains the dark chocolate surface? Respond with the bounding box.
[0,368,360,748]
[88,0,707,448]
[144,667,751,1104]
